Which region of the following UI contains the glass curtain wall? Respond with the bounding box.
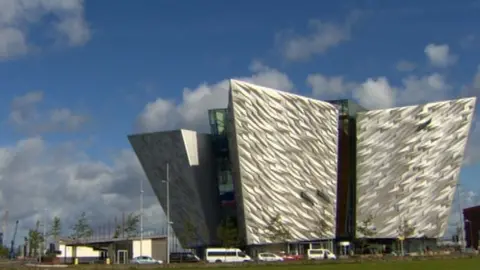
[327,100,367,241]
[208,109,237,219]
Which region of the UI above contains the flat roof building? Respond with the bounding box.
[129,80,476,251]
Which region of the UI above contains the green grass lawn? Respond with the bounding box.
[61,257,480,270]
[188,258,478,270]
[247,258,479,270]
[2,257,478,269]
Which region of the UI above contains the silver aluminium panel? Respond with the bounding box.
[228,80,339,245]
[356,98,476,238]
[128,130,219,247]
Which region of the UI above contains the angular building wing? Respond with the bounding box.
[128,130,220,247]
[356,98,476,238]
[228,80,339,245]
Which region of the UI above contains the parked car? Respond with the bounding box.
[257,252,284,262]
[279,252,304,261]
[307,249,336,260]
[205,248,252,263]
[463,248,478,255]
[130,256,163,264]
[170,252,201,263]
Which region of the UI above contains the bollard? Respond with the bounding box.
[106,258,111,265]
[74,258,79,265]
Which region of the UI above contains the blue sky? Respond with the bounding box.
[0,0,479,238]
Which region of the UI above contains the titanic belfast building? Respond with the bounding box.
[129,80,476,250]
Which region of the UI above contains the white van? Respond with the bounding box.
[205,248,252,263]
[307,249,336,260]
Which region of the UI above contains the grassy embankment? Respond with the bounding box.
[24,256,479,270]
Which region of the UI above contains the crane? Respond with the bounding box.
[9,220,18,260]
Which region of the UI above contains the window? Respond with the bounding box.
[416,118,432,132]
[208,251,236,257]
[316,189,331,204]
[300,191,315,206]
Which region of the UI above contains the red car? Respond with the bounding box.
[280,253,304,261]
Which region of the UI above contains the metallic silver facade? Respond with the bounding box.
[228,79,339,245]
[356,98,476,238]
[129,130,220,247]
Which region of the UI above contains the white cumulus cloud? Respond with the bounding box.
[307,73,356,99]
[354,77,396,109]
[136,61,294,133]
[308,72,451,110]
[395,60,417,72]
[276,12,361,61]
[424,43,458,68]
[8,91,88,134]
[0,137,167,240]
[0,0,91,61]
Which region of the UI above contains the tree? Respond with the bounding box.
[455,225,462,245]
[265,214,292,244]
[113,224,121,239]
[0,246,8,258]
[24,237,30,257]
[70,212,93,240]
[397,219,415,239]
[49,216,62,249]
[112,212,140,238]
[216,217,239,248]
[356,215,376,238]
[178,219,199,248]
[356,215,376,252]
[397,218,415,255]
[28,220,44,257]
[124,213,140,237]
[175,220,199,262]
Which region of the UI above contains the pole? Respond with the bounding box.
[455,184,465,249]
[122,212,125,239]
[401,216,404,256]
[140,173,144,256]
[166,162,170,264]
[40,208,47,260]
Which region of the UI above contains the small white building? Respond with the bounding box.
[59,235,168,264]
[57,244,102,263]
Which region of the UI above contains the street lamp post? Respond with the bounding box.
[38,208,47,263]
[162,163,170,264]
[43,209,47,255]
[455,184,465,249]
[140,175,144,256]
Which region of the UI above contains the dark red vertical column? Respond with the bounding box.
[336,117,350,238]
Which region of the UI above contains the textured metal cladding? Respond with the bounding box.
[229,79,339,245]
[356,97,476,238]
[128,131,214,247]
